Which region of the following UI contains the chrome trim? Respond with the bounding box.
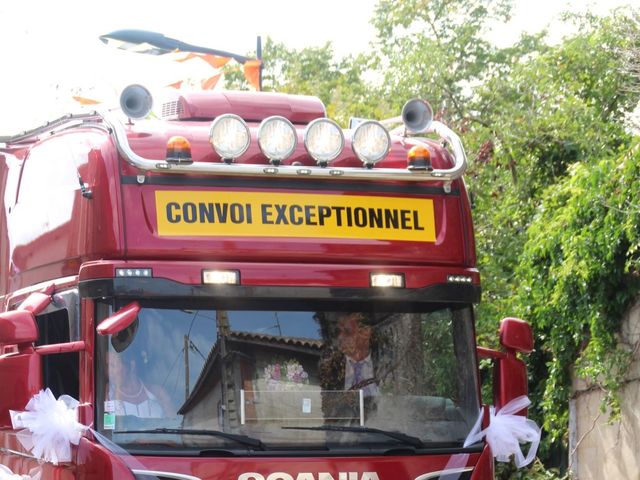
[414,467,473,480]
[47,288,81,342]
[5,113,109,144]
[132,470,202,480]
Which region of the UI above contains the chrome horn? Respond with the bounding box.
[378,98,433,134]
[401,99,433,134]
[375,98,467,191]
[120,84,153,120]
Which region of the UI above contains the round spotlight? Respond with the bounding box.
[258,116,297,164]
[304,118,344,166]
[209,114,251,162]
[351,121,391,167]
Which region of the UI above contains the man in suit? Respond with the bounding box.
[335,312,380,397]
[318,312,381,424]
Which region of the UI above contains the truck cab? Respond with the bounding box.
[0,86,532,480]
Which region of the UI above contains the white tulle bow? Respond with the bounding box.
[463,395,541,468]
[9,389,87,465]
[0,465,40,480]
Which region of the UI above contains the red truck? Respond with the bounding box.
[0,85,534,479]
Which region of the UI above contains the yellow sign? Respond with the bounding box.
[155,191,436,242]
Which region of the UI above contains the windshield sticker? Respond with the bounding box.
[155,191,436,242]
[104,400,115,413]
[103,413,115,430]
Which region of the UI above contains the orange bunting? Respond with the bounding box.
[72,96,101,105]
[201,74,222,90]
[167,80,184,89]
[199,54,231,69]
[175,52,231,69]
[243,59,262,91]
[174,52,198,63]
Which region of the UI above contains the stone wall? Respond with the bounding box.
[569,299,640,479]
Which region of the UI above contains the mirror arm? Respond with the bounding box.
[477,346,506,360]
[35,341,85,355]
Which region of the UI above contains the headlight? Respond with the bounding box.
[209,114,251,162]
[304,118,344,165]
[258,116,297,164]
[351,121,390,167]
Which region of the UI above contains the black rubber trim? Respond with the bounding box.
[120,443,483,458]
[120,175,460,196]
[79,278,480,305]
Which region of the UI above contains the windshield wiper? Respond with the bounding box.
[114,428,266,450]
[282,425,425,449]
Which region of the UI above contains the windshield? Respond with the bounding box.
[95,301,480,452]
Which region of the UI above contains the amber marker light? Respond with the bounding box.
[166,136,193,164]
[407,144,432,171]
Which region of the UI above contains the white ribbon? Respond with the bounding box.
[0,465,41,480]
[463,396,541,468]
[6,389,147,477]
[9,389,87,465]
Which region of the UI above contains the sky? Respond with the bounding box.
[0,0,636,135]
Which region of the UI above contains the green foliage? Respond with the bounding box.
[464,13,640,454]
[496,459,567,479]
[251,38,389,126]
[371,0,516,123]
[513,143,640,441]
[421,311,457,397]
[468,13,640,352]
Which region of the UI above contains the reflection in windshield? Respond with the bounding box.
[95,303,479,450]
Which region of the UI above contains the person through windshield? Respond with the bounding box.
[106,319,173,419]
[336,312,380,396]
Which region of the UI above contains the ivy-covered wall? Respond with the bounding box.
[569,297,640,479]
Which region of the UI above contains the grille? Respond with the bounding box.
[161,100,183,119]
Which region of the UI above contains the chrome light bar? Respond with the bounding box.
[4,110,468,187]
[103,111,467,185]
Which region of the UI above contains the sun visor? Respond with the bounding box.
[162,91,326,124]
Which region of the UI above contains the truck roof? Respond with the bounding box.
[0,88,477,297]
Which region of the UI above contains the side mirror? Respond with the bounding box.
[0,310,41,427]
[97,301,140,336]
[496,317,532,413]
[478,317,533,414]
[500,317,533,354]
[0,310,38,346]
